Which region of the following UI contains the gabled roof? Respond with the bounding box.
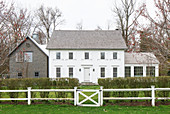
[8,36,48,56]
[47,30,127,50]
[125,52,159,64]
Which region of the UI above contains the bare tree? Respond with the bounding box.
[6,9,32,48]
[0,1,33,77]
[138,0,170,75]
[112,0,143,47]
[106,20,112,30]
[36,5,64,42]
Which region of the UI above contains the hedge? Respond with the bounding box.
[98,76,170,100]
[0,78,79,102]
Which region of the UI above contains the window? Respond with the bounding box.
[18,72,22,78]
[134,66,143,77]
[56,52,60,59]
[35,72,39,77]
[113,52,117,59]
[69,68,73,78]
[101,52,105,59]
[69,52,73,59]
[113,68,117,77]
[101,68,105,77]
[125,67,131,77]
[24,52,33,62]
[16,52,23,62]
[146,66,155,77]
[85,52,89,59]
[56,68,61,77]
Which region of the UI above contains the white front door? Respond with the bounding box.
[84,68,90,82]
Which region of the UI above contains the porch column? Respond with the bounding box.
[143,65,146,77]
[155,65,159,77]
[131,66,134,77]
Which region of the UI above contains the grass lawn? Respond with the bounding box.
[0,104,169,114]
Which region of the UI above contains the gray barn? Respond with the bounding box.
[8,37,48,78]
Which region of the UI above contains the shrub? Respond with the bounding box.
[1,78,79,101]
[3,79,22,103]
[52,78,79,99]
[98,76,170,100]
[0,79,2,98]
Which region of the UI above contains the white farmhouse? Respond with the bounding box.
[47,30,159,84]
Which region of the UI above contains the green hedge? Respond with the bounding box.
[98,77,170,88]
[0,78,79,101]
[1,78,79,89]
[98,77,170,100]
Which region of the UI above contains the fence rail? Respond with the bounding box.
[0,86,169,107]
[103,88,152,91]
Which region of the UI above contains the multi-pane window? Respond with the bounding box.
[18,72,22,78]
[113,52,117,59]
[134,66,143,77]
[56,68,61,77]
[101,68,105,77]
[125,67,131,77]
[85,52,89,59]
[113,67,117,77]
[24,52,33,62]
[69,52,73,59]
[146,66,155,77]
[69,68,73,78]
[56,52,60,59]
[16,52,23,62]
[35,72,39,77]
[101,52,105,59]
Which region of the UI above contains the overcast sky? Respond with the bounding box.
[5,0,154,30]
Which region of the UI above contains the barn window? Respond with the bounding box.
[24,52,33,62]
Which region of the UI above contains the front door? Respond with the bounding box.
[84,68,90,82]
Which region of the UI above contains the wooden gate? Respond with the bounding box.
[74,88,103,107]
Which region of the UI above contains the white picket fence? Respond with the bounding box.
[0,86,169,107]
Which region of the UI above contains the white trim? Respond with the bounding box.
[29,37,48,56]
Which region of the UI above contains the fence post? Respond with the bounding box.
[100,86,103,106]
[74,87,77,106]
[151,85,155,107]
[27,87,31,105]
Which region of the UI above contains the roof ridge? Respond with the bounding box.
[54,30,120,32]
